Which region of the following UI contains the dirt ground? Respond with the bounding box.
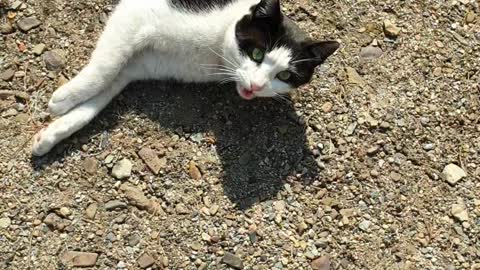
[1,0,480,269]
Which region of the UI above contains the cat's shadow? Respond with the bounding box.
[32,81,319,209]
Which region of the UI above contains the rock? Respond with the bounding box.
[321,102,333,113]
[188,161,202,180]
[44,213,62,228]
[451,203,469,222]
[359,44,383,60]
[367,145,380,155]
[59,207,71,217]
[383,19,400,38]
[43,50,66,71]
[2,108,17,117]
[10,1,22,10]
[83,157,98,175]
[111,159,133,179]
[138,147,163,174]
[191,241,202,251]
[358,220,371,231]
[117,261,127,269]
[85,203,98,219]
[17,17,41,32]
[222,253,244,269]
[61,251,98,267]
[175,203,189,214]
[120,183,163,214]
[311,256,331,270]
[423,143,435,151]
[32,44,46,56]
[105,155,114,164]
[0,23,15,34]
[465,10,476,24]
[345,67,365,87]
[14,71,25,78]
[442,164,466,185]
[128,233,141,246]
[104,200,127,211]
[389,172,401,182]
[137,253,155,269]
[210,204,219,216]
[0,69,15,81]
[344,122,357,136]
[0,217,12,229]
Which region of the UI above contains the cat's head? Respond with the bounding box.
[224,0,339,100]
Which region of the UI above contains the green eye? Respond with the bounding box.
[251,48,264,62]
[277,71,291,81]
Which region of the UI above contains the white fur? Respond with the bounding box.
[33,0,295,156]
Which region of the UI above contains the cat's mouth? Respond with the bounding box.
[238,87,255,100]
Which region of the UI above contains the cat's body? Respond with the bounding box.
[32,0,339,156]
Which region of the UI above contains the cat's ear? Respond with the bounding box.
[303,41,340,64]
[253,0,281,22]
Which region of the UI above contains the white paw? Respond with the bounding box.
[48,85,78,116]
[32,128,56,156]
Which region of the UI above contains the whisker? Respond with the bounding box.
[291,58,321,64]
[207,47,239,69]
[207,73,237,77]
[202,67,236,72]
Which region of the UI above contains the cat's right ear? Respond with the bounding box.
[253,0,281,24]
[303,41,341,64]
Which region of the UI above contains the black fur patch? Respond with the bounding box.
[169,0,236,12]
[236,0,339,88]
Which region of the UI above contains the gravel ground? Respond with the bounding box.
[1,0,480,269]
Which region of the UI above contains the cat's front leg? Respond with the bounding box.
[47,3,143,116]
[33,76,130,156]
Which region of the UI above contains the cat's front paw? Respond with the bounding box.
[32,128,55,156]
[48,85,78,116]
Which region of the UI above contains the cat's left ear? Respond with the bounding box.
[304,41,340,64]
[253,0,281,22]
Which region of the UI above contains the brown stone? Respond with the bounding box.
[188,161,202,180]
[120,183,164,214]
[61,251,98,267]
[312,256,331,270]
[83,157,98,175]
[138,147,164,174]
[137,253,155,269]
[85,203,98,220]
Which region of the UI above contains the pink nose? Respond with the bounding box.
[249,84,262,92]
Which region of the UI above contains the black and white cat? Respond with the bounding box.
[32,0,339,156]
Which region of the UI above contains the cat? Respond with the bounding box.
[32,0,340,156]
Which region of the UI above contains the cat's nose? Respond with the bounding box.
[249,84,263,92]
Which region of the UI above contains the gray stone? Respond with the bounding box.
[112,159,133,179]
[359,45,383,60]
[17,17,41,32]
[0,217,11,229]
[32,44,46,56]
[43,50,66,71]
[451,203,469,222]
[104,200,127,211]
[0,69,15,81]
[443,164,466,185]
[222,253,244,269]
[128,233,141,246]
[358,220,372,231]
[0,23,15,34]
